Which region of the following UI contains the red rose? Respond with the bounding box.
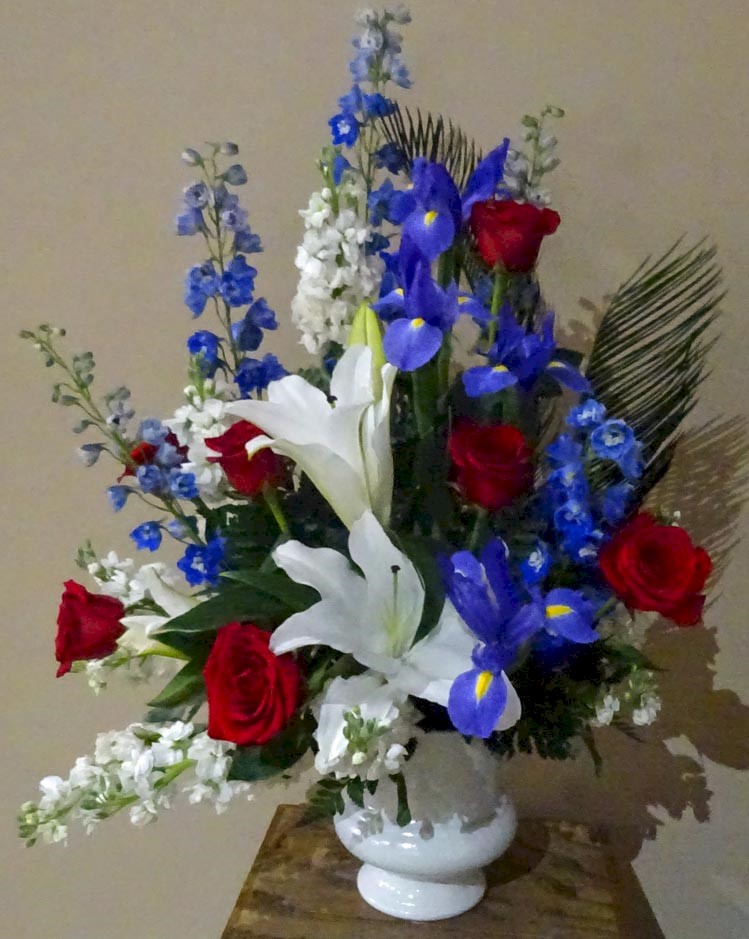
[449,421,534,511]
[55,581,125,677]
[205,420,282,495]
[599,512,712,626]
[470,199,561,272]
[203,622,302,746]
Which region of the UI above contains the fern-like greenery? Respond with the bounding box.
[586,240,723,496]
[378,104,481,190]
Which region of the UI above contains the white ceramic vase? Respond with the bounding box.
[333,731,517,921]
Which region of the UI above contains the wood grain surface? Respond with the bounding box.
[221,805,665,938]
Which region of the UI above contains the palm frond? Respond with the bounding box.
[378,104,482,191]
[586,239,723,496]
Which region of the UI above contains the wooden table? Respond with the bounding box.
[222,804,665,938]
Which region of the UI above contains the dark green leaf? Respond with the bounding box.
[147,659,205,709]
[228,711,315,783]
[346,777,365,808]
[220,569,316,613]
[390,771,412,826]
[395,534,447,643]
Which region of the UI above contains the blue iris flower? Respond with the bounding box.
[390,158,462,261]
[187,330,221,377]
[460,139,510,220]
[235,353,288,398]
[379,260,459,371]
[512,586,599,645]
[177,535,226,587]
[462,311,591,398]
[329,112,360,147]
[130,521,162,552]
[448,643,517,738]
[590,419,643,479]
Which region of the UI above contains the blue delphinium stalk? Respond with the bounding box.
[176,141,281,383]
[235,353,288,399]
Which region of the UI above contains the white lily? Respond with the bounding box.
[226,344,396,528]
[268,512,521,734]
[119,565,197,656]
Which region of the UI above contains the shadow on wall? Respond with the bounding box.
[502,415,749,862]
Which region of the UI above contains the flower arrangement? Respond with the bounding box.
[18,6,721,848]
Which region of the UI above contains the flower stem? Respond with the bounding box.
[486,268,508,350]
[263,486,289,535]
[468,507,488,553]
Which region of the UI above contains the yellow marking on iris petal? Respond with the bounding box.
[411,317,426,329]
[546,604,573,619]
[394,288,404,296]
[475,670,494,701]
[458,296,470,305]
[492,364,509,373]
[424,210,438,226]
[548,360,564,368]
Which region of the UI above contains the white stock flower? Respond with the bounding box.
[291,179,383,354]
[593,693,621,727]
[313,673,415,781]
[632,693,662,727]
[227,345,396,528]
[88,552,145,606]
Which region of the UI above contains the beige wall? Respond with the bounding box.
[2,1,748,936]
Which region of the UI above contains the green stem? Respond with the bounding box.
[486,268,508,350]
[467,507,488,553]
[411,361,438,437]
[263,486,289,535]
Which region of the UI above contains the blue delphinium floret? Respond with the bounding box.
[130,521,162,552]
[135,464,164,495]
[106,485,130,512]
[329,112,360,147]
[168,469,199,501]
[590,419,643,479]
[184,261,220,316]
[187,330,221,376]
[177,535,226,587]
[219,255,257,307]
[235,353,288,398]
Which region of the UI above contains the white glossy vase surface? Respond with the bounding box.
[333,731,517,921]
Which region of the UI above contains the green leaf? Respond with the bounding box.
[156,583,294,646]
[586,240,723,495]
[228,711,315,783]
[390,771,412,826]
[302,776,347,822]
[377,104,481,190]
[147,659,205,709]
[346,777,365,808]
[220,569,316,613]
[395,534,447,643]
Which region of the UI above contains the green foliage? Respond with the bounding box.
[377,104,481,190]
[586,239,723,495]
[228,711,316,782]
[302,777,348,821]
[147,660,205,709]
[390,771,412,826]
[394,533,447,643]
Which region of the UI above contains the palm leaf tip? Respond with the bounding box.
[377,103,482,191]
[586,238,724,496]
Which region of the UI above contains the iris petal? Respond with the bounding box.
[448,667,509,738]
[383,317,443,371]
[402,209,455,261]
[462,365,518,397]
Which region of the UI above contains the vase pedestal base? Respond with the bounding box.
[357,862,486,921]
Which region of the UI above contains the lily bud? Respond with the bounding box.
[348,301,386,397]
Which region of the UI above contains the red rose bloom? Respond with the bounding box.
[205,420,282,496]
[599,512,712,626]
[55,581,125,677]
[449,421,534,512]
[470,199,561,272]
[203,622,301,746]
